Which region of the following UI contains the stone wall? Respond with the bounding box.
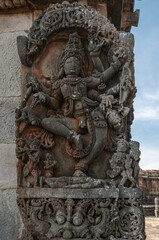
[139,169,159,216]
[0,11,43,240]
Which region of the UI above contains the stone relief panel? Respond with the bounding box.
[15,1,145,239]
[18,198,117,239]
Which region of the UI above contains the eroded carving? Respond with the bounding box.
[17,198,121,239]
[16,2,145,240]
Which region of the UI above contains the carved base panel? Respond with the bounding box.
[17,187,146,240]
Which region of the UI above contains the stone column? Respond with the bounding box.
[0,10,41,240]
[155,197,159,217]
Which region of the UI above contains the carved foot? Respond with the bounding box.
[73,169,87,177]
[71,133,83,151]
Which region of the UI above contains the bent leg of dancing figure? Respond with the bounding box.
[74,126,108,177]
[41,117,83,151]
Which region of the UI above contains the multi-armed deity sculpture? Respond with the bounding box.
[16,2,145,240]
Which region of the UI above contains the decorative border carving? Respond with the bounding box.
[17,194,145,240]
[17,1,116,66]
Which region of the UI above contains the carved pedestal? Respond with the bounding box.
[16,2,145,240]
[17,187,145,240]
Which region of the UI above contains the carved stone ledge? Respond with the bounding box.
[17,187,119,199]
[17,186,142,199]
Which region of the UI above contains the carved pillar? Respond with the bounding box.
[155,197,159,217]
[16,2,146,240]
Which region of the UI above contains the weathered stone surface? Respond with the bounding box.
[0,144,17,189]
[17,187,119,199]
[15,2,145,240]
[0,32,27,97]
[0,189,23,240]
[0,97,20,143]
[0,13,32,33]
[119,186,143,198]
[0,0,27,9]
[139,169,159,194]
[139,169,159,216]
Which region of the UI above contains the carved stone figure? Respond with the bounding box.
[22,138,41,187]
[16,138,28,187]
[44,153,57,177]
[88,38,105,73]
[16,2,145,240]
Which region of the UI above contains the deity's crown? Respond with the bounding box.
[61,32,83,64]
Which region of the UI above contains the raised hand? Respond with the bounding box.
[99,94,115,112]
[113,47,127,66]
[26,76,42,92]
[33,92,47,107]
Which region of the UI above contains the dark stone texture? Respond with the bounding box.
[15,2,145,240]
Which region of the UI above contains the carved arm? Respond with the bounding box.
[33,88,62,110]
[33,92,54,108]
[101,60,121,84]
[86,60,121,90]
[27,151,40,163]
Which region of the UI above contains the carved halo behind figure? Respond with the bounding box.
[17,1,116,67]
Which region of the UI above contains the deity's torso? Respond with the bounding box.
[53,77,89,117]
[60,77,87,100]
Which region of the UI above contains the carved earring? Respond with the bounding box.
[80,68,85,78]
[58,68,65,78]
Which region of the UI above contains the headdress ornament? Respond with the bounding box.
[60,32,83,66]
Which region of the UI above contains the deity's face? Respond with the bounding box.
[64,56,81,77]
